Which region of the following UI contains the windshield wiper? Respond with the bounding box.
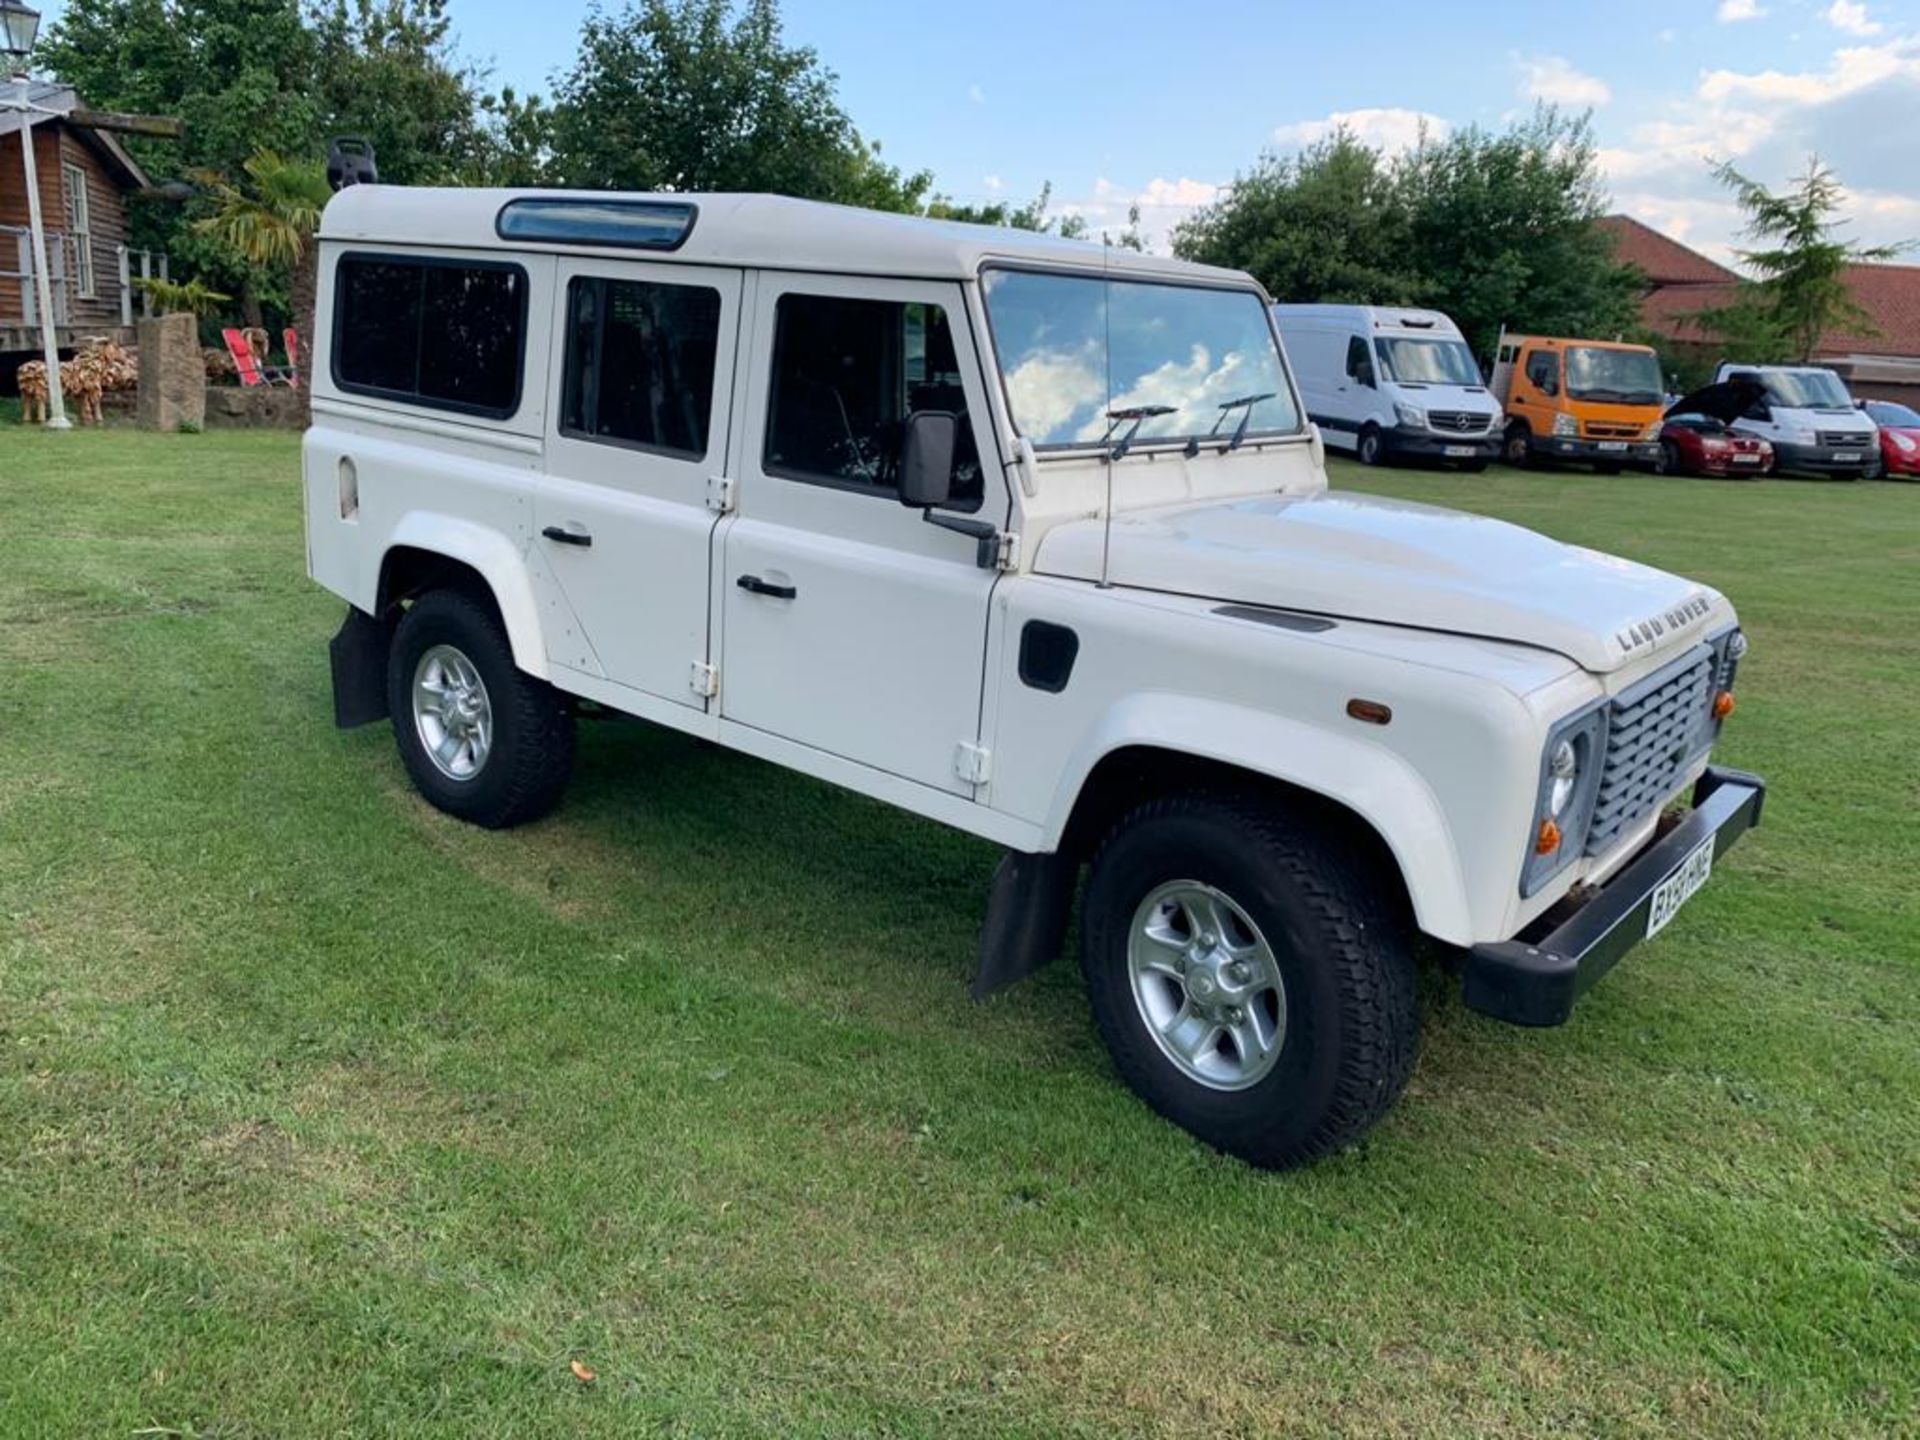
[1103,405,1177,462]
[1213,392,1277,453]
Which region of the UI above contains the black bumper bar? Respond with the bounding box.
[1462,766,1767,1027]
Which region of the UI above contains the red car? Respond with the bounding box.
[1861,399,1920,479]
[1655,380,1775,478]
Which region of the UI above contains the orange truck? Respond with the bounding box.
[1490,330,1666,472]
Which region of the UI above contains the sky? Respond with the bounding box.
[37,0,1920,265]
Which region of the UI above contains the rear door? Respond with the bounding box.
[534,260,742,706]
[717,273,1004,796]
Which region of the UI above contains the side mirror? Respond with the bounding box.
[898,410,957,508]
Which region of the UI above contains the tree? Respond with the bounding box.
[1395,108,1639,359]
[1699,157,1905,362]
[925,181,1090,238]
[546,0,928,209]
[1173,109,1640,362]
[1174,131,1420,306]
[193,149,331,407]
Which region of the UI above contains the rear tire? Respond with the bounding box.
[1356,425,1386,467]
[1080,794,1419,1169]
[387,589,575,829]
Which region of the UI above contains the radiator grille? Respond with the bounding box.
[1817,431,1867,449]
[1585,420,1644,440]
[1428,410,1495,434]
[1587,651,1713,856]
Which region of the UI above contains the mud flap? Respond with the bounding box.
[329,606,395,729]
[972,849,1079,999]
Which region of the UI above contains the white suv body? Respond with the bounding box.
[304,188,1766,1167]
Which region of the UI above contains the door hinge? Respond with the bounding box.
[993,530,1021,572]
[689,661,719,699]
[706,475,735,514]
[953,741,992,786]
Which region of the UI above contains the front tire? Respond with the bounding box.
[1080,795,1418,1169]
[1503,423,1532,468]
[1356,425,1386,467]
[387,589,575,828]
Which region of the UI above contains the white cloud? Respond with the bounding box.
[1598,35,1920,264]
[1825,0,1882,35]
[1657,27,1677,42]
[1516,53,1612,106]
[967,83,985,105]
[982,173,1003,193]
[1272,106,1448,154]
[1048,175,1223,252]
[1717,0,1766,22]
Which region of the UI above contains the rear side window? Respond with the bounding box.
[333,254,526,418]
[764,293,981,508]
[561,276,722,458]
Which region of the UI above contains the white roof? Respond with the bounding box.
[318,186,1257,287]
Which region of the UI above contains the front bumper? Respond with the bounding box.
[1533,435,1661,466]
[1388,426,1501,460]
[1770,438,1874,476]
[1461,766,1767,1027]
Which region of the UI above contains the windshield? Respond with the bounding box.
[1758,368,1854,409]
[1375,336,1480,386]
[982,270,1300,449]
[1565,347,1663,404]
[1867,400,1920,427]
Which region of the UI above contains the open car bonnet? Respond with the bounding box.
[1035,491,1727,674]
[1666,379,1766,423]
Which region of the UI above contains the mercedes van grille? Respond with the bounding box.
[1586,649,1714,857]
[1428,410,1494,434]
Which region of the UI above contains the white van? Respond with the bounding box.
[1711,362,1877,478]
[303,187,1765,1169]
[1272,304,1501,469]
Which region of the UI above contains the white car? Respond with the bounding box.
[304,186,1766,1169]
[1273,304,1501,469]
[1712,362,1876,478]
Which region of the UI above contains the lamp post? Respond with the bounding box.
[2,0,69,429]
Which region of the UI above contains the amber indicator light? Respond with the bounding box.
[1713,691,1736,720]
[1346,698,1392,726]
[1535,818,1562,856]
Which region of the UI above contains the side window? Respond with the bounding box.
[1524,350,1559,396]
[764,293,982,509]
[561,276,722,458]
[334,255,526,417]
[1345,335,1374,384]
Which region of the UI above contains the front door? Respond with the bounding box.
[718,274,1004,796]
[535,259,742,706]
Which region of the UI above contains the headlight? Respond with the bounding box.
[1394,402,1425,429]
[1547,739,1578,816]
[1894,433,1917,454]
[1521,703,1607,897]
[1641,420,1663,441]
[1552,412,1578,437]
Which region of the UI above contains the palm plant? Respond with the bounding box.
[193,150,332,409]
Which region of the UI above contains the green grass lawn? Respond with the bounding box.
[1,428,1915,1438]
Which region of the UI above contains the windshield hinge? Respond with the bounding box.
[689,661,719,699]
[994,529,1020,572]
[706,475,735,514]
[953,741,991,786]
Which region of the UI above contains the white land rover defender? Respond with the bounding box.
[304,187,1766,1169]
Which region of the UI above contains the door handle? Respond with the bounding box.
[736,574,797,600]
[541,525,592,547]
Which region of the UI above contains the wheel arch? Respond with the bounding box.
[373,513,550,681]
[1040,699,1475,945]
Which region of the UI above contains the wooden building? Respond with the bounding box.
[2,82,164,360]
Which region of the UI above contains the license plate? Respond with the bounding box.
[1444,445,1475,457]
[1833,451,1862,463]
[1597,441,1628,452]
[1646,835,1716,939]
[1732,453,1760,463]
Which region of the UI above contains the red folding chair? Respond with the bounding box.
[282,327,301,388]
[221,328,294,387]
